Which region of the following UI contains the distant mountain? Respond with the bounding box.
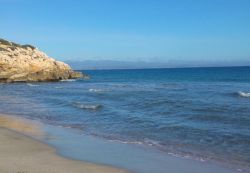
[66,59,250,70]
[66,60,169,70]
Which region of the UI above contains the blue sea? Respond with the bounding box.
[0,66,250,171]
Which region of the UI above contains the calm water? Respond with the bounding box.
[0,66,250,170]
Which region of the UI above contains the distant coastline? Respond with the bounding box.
[66,60,250,70]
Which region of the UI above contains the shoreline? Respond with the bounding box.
[0,114,129,173]
[0,114,244,173]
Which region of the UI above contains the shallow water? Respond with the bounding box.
[0,66,250,171]
[41,124,238,173]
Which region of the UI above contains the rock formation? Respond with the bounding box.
[0,38,85,82]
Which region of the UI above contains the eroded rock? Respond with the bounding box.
[0,38,86,83]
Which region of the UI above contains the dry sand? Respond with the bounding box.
[0,114,129,173]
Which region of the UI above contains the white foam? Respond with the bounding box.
[73,102,102,110]
[27,83,39,87]
[60,79,76,82]
[238,91,250,98]
[110,140,143,145]
[88,88,106,93]
[55,86,64,89]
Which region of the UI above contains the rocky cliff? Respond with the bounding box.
[0,38,85,82]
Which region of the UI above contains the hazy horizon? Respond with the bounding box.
[66,59,250,70]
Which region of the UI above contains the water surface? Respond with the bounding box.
[0,66,249,171]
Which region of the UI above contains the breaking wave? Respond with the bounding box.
[27,83,39,87]
[88,88,107,93]
[238,91,250,98]
[72,102,103,110]
[60,79,76,82]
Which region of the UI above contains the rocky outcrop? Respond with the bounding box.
[0,38,86,82]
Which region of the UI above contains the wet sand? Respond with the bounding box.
[0,114,129,173]
[0,114,241,173]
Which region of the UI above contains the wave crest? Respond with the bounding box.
[238,91,250,98]
[27,83,39,87]
[88,88,106,93]
[60,79,76,82]
[72,102,102,110]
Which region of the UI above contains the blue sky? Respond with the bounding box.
[0,0,250,65]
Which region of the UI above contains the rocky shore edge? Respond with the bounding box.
[0,38,88,83]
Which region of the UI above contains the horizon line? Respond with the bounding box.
[75,65,250,71]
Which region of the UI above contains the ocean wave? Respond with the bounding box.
[55,86,64,89]
[88,88,106,93]
[27,83,39,87]
[144,139,161,147]
[72,102,102,110]
[60,79,76,82]
[238,91,250,98]
[105,137,209,163]
[107,137,160,147]
[108,139,143,145]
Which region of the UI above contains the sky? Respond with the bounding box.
[0,0,250,66]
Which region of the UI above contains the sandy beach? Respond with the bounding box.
[0,114,128,173]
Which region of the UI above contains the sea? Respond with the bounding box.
[0,66,250,172]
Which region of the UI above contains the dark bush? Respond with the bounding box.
[12,42,22,47]
[22,44,36,50]
[0,38,12,46]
